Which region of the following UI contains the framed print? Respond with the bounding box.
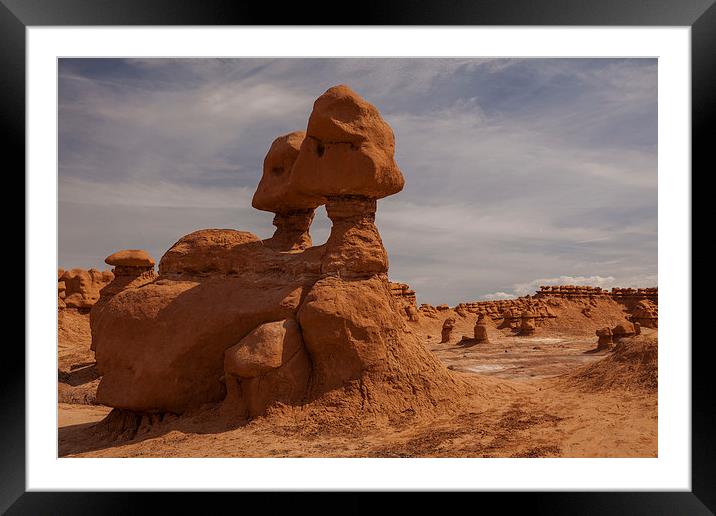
[5,0,711,513]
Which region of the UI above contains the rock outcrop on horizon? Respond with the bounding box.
[90,85,468,418]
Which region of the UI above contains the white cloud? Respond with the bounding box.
[479,292,516,301]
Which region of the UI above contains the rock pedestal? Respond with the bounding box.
[91,84,468,418]
[473,314,490,344]
[595,327,613,351]
[441,317,456,343]
[519,311,536,336]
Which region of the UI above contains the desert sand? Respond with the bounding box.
[57,85,657,458]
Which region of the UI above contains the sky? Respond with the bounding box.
[58,58,657,305]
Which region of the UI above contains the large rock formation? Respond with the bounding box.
[91,85,468,418]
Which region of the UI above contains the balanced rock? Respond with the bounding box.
[91,249,157,351]
[252,131,320,252]
[91,84,468,418]
[105,249,155,268]
[291,85,404,200]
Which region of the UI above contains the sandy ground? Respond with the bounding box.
[58,311,657,458]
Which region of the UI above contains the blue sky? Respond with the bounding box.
[58,58,657,305]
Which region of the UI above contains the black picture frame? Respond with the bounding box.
[4,0,709,513]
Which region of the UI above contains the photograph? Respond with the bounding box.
[56,57,659,458]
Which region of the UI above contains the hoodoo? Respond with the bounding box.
[90,84,468,419]
[90,250,157,353]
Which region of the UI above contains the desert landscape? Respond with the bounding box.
[57,84,658,458]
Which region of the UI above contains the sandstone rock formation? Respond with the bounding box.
[595,327,613,351]
[223,319,311,417]
[612,322,636,342]
[90,250,157,352]
[519,310,536,336]
[58,279,66,309]
[473,314,490,344]
[59,268,114,309]
[252,131,319,252]
[389,281,419,321]
[441,317,456,343]
[630,300,658,329]
[91,85,468,418]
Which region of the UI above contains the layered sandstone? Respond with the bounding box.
[427,284,657,336]
[389,281,419,321]
[630,300,658,329]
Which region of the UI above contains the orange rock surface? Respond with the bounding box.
[90,85,468,417]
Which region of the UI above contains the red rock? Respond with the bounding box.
[60,268,114,309]
[223,318,310,417]
[441,317,456,343]
[291,85,404,200]
[105,249,155,268]
[252,131,322,213]
[595,327,613,351]
[91,84,468,418]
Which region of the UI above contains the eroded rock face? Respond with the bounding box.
[159,229,262,277]
[612,322,636,341]
[291,85,405,201]
[473,314,490,344]
[520,311,536,336]
[90,250,157,351]
[94,279,306,412]
[91,84,467,417]
[441,317,456,343]
[595,327,613,351]
[252,131,321,213]
[252,131,320,253]
[223,319,311,417]
[631,300,658,329]
[60,268,114,309]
